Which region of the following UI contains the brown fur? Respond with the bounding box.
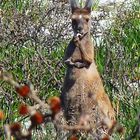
[61,0,115,131]
[64,35,93,68]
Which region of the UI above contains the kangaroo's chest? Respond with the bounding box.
[66,62,97,81]
[71,46,82,62]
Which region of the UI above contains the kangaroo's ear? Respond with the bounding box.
[84,0,93,13]
[70,0,80,13]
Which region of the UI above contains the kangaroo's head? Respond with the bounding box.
[70,0,93,39]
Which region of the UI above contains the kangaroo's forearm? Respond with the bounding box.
[78,44,93,64]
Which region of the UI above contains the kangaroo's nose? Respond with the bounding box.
[77,26,83,33]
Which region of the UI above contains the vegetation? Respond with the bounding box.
[0,0,139,139]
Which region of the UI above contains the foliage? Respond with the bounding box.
[95,1,140,138]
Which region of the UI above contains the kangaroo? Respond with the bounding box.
[61,0,115,132]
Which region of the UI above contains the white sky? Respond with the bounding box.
[99,0,125,2]
[99,0,125,5]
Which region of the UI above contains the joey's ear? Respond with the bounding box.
[70,0,80,13]
[84,0,93,13]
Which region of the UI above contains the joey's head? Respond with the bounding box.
[70,0,93,39]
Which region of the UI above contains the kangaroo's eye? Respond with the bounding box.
[72,19,77,29]
[72,19,77,26]
[86,18,89,22]
[72,19,76,23]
